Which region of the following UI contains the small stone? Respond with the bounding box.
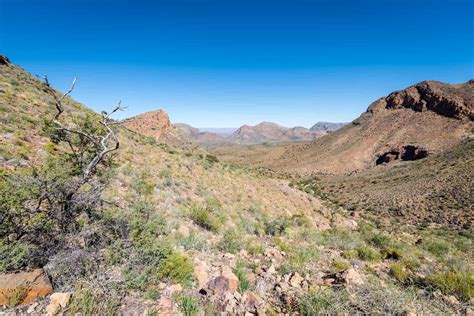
[289,272,304,287]
[27,302,38,314]
[442,295,460,306]
[45,292,72,315]
[266,264,276,274]
[339,268,363,285]
[167,284,182,295]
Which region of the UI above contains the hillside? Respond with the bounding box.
[174,123,230,146]
[1,60,472,315]
[262,80,473,175]
[229,122,323,144]
[310,122,348,133]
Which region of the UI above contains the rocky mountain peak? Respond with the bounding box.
[367,80,474,120]
[123,109,182,143]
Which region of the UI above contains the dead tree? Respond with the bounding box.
[42,76,126,230]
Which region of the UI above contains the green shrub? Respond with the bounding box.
[217,229,242,254]
[332,258,351,272]
[356,246,381,262]
[381,247,404,260]
[157,252,194,284]
[342,249,358,260]
[389,262,410,283]
[189,204,220,232]
[205,154,219,164]
[177,295,200,316]
[0,240,35,272]
[425,239,452,257]
[264,216,290,236]
[427,271,473,301]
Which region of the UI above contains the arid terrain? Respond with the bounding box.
[1,57,473,316]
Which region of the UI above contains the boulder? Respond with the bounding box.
[194,264,209,287]
[45,292,72,315]
[323,268,364,286]
[242,291,263,313]
[207,271,239,294]
[0,269,53,306]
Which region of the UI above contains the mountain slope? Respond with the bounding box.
[1,60,472,315]
[230,122,321,144]
[265,80,473,175]
[174,123,229,146]
[310,121,348,133]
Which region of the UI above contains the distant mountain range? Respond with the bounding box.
[174,121,347,146]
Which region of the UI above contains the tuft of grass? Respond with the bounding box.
[274,237,290,252]
[332,258,351,272]
[6,287,27,308]
[356,246,382,262]
[176,295,200,316]
[427,271,473,301]
[382,247,404,260]
[389,262,410,283]
[298,289,350,315]
[188,204,220,232]
[217,229,243,254]
[234,265,251,293]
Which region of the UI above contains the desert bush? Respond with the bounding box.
[217,229,242,254]
[382,247,404,260]
[0,240,38,272]
[356,246,382,262]
[69,282,121,316]
[389,262,410,283]
[332,258,351,272]
[189,203,220,232]
[177,230,208,251]
[280,245,320,275]
[157,252,194,284]
[264,216,290,236]
[427,271,473,301]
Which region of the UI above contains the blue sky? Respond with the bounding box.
[1,0,473,127]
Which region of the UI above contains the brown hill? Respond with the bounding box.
[262,80,474,175]
[123,109,184,144]
[174,123,229,146]
[230,122,323,144]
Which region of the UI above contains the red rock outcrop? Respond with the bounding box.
[123,109,184,144]
[368,80,474,120]
[0,269,52,306]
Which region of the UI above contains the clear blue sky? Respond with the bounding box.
[1,0,473,128]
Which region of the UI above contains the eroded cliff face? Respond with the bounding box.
[123,109,184,143]
[367,80,474,120]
